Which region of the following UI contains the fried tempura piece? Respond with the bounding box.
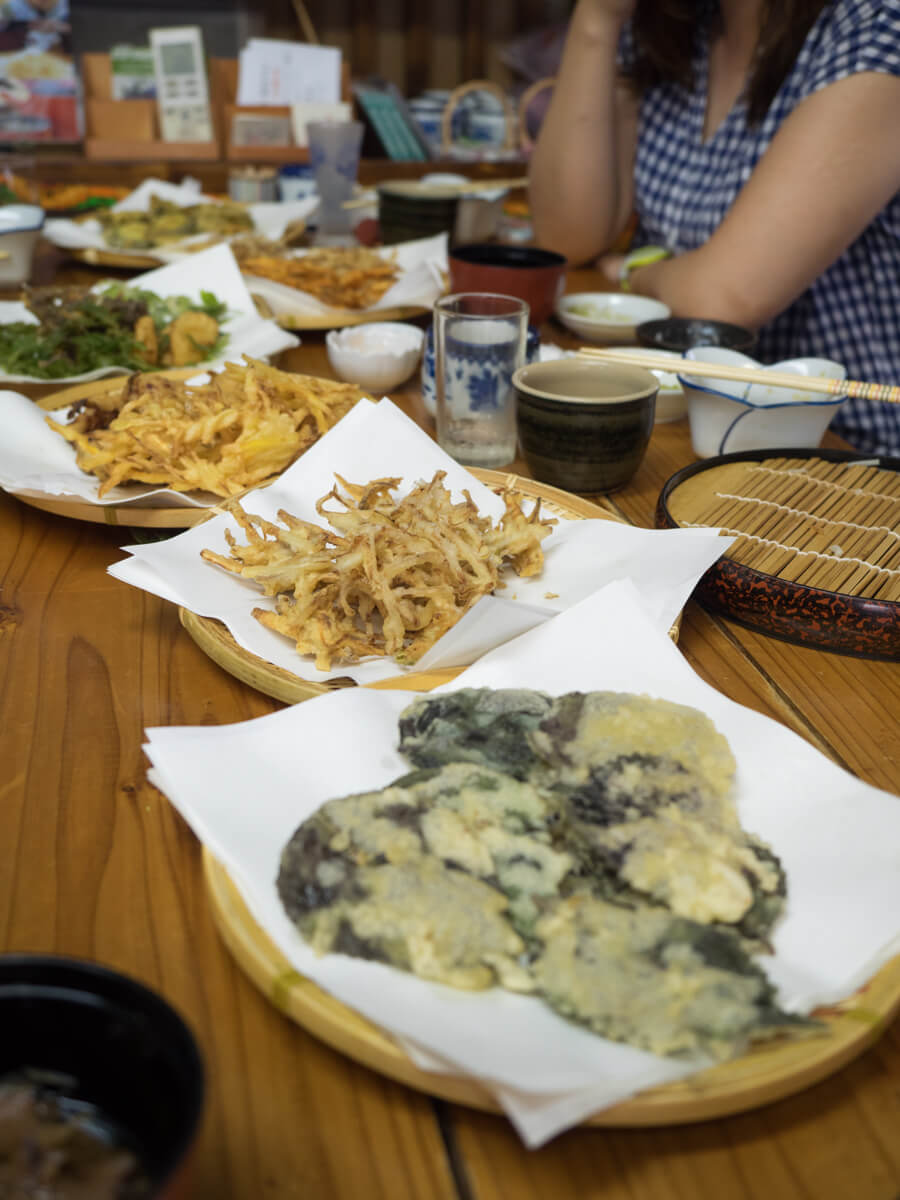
[46,358,365,497]
[167,311,219,366]
[133,314,158,364]
[200,471,556,669]
[241,246,399,309]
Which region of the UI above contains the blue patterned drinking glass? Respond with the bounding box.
[433,292,530,468]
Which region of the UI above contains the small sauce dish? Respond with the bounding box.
[326,322,425,394]
[555,292,671,343]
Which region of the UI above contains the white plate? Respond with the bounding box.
[604,345,686,423]
[556,292,671,343]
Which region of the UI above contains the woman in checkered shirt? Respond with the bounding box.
[530,0,900,455]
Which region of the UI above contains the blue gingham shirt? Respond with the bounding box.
[623,0,900,455]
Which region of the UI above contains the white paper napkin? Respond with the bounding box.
[0,244,298,386]
[143,578,900,1146]
[242,232,449,319]
[108,397,731,681]
[43,176,318,259]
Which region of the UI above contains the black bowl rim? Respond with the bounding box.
[0,953,205,1187]
[449,242,568,271]
[636,316,757,350]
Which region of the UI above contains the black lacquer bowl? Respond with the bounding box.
[0,955,205,1198]
[656,447,900,661]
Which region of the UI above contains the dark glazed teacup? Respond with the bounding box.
[513,359,658,494]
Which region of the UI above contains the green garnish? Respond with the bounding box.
[0,285,230,379]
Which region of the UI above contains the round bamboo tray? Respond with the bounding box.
[24,370,219,528]
[179,470,629,703]
[657,448,900,660]
[204,849,900,1127]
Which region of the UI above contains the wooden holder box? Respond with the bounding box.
[81,52,221,161]
[214,58,352,164]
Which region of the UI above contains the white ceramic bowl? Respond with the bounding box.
[555,292,671,343]
[604,346,686,422]
[326,322,425,393]
[679,347,847,458]
[0,203,44,286]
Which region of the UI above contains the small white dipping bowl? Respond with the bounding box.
[555,292,671,343]
[679,347,847,458]
[326,322,425,393]
[0,203,45,286]
[604,345,685,422]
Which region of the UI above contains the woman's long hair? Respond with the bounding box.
[625,0,832,123]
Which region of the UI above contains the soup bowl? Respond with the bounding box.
[513,358,658,493]
[0,954,204,1199]
[679,347,847,458]
[448,243,567,325]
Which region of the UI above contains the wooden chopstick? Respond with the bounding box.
[577,347,900,405]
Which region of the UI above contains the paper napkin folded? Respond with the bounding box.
[143,579,900,1146]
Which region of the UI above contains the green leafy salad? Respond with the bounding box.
[0,284,230,379]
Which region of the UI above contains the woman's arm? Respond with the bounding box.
[528,0,639,265]
[615,71,900,327]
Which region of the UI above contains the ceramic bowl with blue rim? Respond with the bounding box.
[679,347,847,459]
[421,321,540,417]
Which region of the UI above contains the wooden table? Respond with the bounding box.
[2,254,899,1200]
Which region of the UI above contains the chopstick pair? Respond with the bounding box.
[576,347,900,405]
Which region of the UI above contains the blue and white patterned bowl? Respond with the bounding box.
[421,321,540,417]
[679,347,847,458]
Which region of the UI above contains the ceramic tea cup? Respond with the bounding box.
[513,358,658,493]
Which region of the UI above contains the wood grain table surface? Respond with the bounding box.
[1,249,899,1200]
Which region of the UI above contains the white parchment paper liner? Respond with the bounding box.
[43,177,318,261]
[242,232,449,319]
[143,578,900,1146]
[107,397,732,680]
[0,244,298,386]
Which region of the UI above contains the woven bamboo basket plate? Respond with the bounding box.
[657,448,900,660]
[25,371,219,528]
[179,470,634,703]
[203,849,900,1126]
[70,247,163,270]
[274,304,429,331]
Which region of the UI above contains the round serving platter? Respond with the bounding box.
[28,370,217,529]
[274,304,429,332]
[657,448,900,661]
[203,849,900,1127]
[70,247,163,270]
[179,470,628,704]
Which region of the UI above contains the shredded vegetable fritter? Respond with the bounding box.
[200,472,556,669]
[46,358,365,497]
[241,246,399,309]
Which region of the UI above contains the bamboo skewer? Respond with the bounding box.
[577,347,900,404]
